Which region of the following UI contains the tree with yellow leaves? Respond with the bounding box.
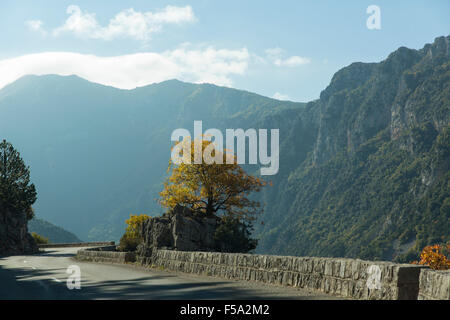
[159,137,267,222]
[124,214,151,238]
[118,214,151,252]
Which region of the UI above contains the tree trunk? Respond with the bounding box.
[206,196,214,217]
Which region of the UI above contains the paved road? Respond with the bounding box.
[0,247,340,300]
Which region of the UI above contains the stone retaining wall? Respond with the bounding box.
[76,246,136,264]
[39,241,115,248]
[75,247,448,300]
[147,250,426,300]
[418,269,450,300]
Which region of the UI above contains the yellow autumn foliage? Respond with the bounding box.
[159,137,267,221]
[124,214,151,238]
[411,244,450,270]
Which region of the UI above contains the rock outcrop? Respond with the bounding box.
[0,208,38,255]
[137,205,220,263]
[0,206,38,256]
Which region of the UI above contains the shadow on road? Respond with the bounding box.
[0,263,304,300]
[34,250,78,258]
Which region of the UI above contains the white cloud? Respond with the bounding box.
[265,47,284,58]
[265,47,310,68]
[37,5,196,41]
[166,47,249,85]
[274,56,311,67]
[272,92,291,101]
[0,47,249,90]
[25,20,47,35]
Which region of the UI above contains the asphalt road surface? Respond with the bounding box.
[0,247,341,300]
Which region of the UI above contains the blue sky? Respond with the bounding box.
[0,0,449,102]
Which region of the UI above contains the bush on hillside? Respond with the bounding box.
[31,232,49,245]
[118,214,151,252]
[411,244,450,270]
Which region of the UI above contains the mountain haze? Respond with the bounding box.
[28,218,82,243]
[0,75,303,241]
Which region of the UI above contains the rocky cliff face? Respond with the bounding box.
[256,35,450,261]
[311,36,449,165]
[137,205,219,262]
[0,206,38,255]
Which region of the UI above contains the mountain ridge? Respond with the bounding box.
[2,74,305,104]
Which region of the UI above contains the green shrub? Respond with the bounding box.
[31,232,49,244]
[118,233,141,252]
[214,215,258,253]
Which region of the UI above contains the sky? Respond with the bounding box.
[0,0,449,102]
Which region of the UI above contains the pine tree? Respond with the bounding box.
[0,140,36,219]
